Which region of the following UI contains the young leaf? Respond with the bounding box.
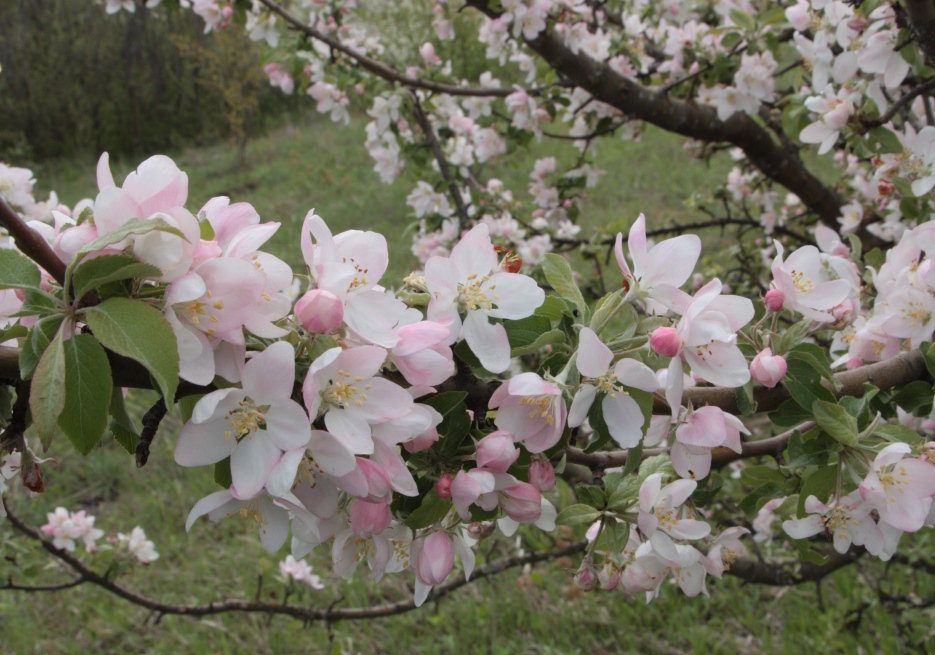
[75,217,186,260]
[29,331,67,450]
[58,334,114,455]
[796,465,839,517]
[83,298,179,403]
[404,490,452,530]
[812,400,858,447]
[541,253,587,318]
[555,503,601,526]
[72,254,162,301]
[19,315,65,380]
[0,248,42,291]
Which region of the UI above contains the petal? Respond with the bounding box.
[568,385,597,428]
[265,401,312,451]
[577,327,612,378]
[175,419,235,466]
[231,436,282,499]
[463,311,510,374]
[603,394,644,449]
[242,341,296,405]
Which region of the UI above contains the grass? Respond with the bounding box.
[2,114,932,654]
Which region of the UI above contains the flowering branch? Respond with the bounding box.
[0,196,65,286]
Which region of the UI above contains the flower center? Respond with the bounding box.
[519,395,555,424]
[225,400,266,441]
[458,274,498,311]
[322,370,371,409]
[789,270,815,294]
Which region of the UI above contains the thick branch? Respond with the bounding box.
[725,548,862,585]
[0,196,66,286]
[3,501,585,623]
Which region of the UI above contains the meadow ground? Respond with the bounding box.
[1,113,931,654]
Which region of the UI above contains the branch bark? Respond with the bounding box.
[0,196,66,286]
[904,0,935,68]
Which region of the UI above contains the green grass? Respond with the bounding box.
[3,115,931,654]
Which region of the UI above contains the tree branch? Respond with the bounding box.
[2,500,586,623]
[860,75,935,130]
[725,548,862,585]
[0,196,66,286]
[411,96,471,230]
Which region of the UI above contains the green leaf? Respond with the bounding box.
[785,429,832,469]
[541,254,587,319]
[575,483,606,509]
[638,454,675,486]
[84,298,179,403]
[199,216,216,241]
[510,329,566,357]
[404,490,452,530]
[0,248,41,291]
[58,334,113,455]
[422,391,469,418]
[424,392,472,456]
[589,288,628,335]
[769,398,813,428]
[873,423,923,446]
[29,332,66,450]
[729,8,756,31]
[13,288,58,318]
[797,465,839,517]
[785,358,837,409]
[867,126,903,154]
[19,315,65,380]
[534,296,569,321]
[214,457,233,488]
[740,465,786,488]
[787,342,837,386]
[890,380,935,415]
[72,254,161,301]
[555,504,601,526]
[812,400,858,447]
[585,397,612,453]
[923,341,935,379]
[736,382,757,416]
[109,388,139,454]
[620,441,643,479]
[778,320,812,354]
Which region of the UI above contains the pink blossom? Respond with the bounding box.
[764,289,785,312]
[650,326,682,357]
[528,459,555,492]
[489,373,567,453]
[294,289,344,333]
[475,431,520,472]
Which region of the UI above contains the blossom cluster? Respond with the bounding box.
[39,506,158,563]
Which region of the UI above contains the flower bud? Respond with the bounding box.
[830,297,859,327]
[650,326,682,358]
[528,459,555,492]
[414,531,454,586]
[845,356,863,370]
[466,521,496,540]
[403,427,439,454]
[574,559,599,592]
[749,348,787,388]
[349,499,391,537]
[435,473,453,499]
[475,431,520,473]
[294,289,343,333]
[847,15,869,31]
[598,562,620,591]
[764,289,785,312]
[221,5,233,19]
[499,482,542,524]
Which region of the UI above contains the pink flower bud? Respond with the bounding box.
[764,289,785,312]
[650,327,682,358]
[403,427,439,454]
[845,356,864,370]
[847,16,869,31]
[414,531,454,586]
[349,499,391,537]
[528,460,555,492]
[354,83,365,96]
[435,473,453,499]
[294,289,344,333]
[599,562,620,590]
[574,560,598,591]
[475,431,520,473]
[749,348,787,388]
[221,5,233,19]
[831,297,859,327]
[499,483,542,524]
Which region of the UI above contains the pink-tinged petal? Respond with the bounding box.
[614,232,632,278]
[665,357,684,423]
[577,327,613,377]
[372,405,437,444]
[802,279,851,310]
[568,384,598,428]
[450,223,497,279]
[684,340,751,388]
[664,479,698,507]
[603,394,644,449]
[226,223,280,259]
[256,500,289,553]
[425,257,461,314]
[175,419,236,466]
[650,530,680,566]
[335,345,388,380]
[903,458,935,497]
[484,273,545,320]
[832,528,853,554]
[93,186,140,235]
[355,378,413,423]
[325,410,375,455]
[166,310,214,385]
[639,473,663,511]
[266,448,306,497]
[372,440,418,497]
[686,279,723,320]
[333,230,390,286]
[333,463,369,498]
[463,311,510,373]
[676,561,707,597]
[414,580,432,608]
[707,295,755,332]
[166,272,207,306]
[394,322,450,357]
[301,211,337,269]
[507,372,559,397]
[124,155,188,217]
[676,406,727,448]
[344,291,408,348]
[265,402,312,451]
[185,489,236,532]
[668,519,711,540]
[96,152,116,190]
[231,435,281,499]
[242,341,296,405]
[642,235,701,290]
[308,430,356,477]
[882,496,932,533]
[627,214,648,277]
[453,535,476,581]
[614,359,659,392]
[671,442,712,481]
[782,515,825,539]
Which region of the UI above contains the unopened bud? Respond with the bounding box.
[764,289,785,312]
[294,289,344,333]
[528,459,555,492]
[435,473,453,499]
[749,348,787,388]
[574,559,599,592]
[650,326,682,358]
